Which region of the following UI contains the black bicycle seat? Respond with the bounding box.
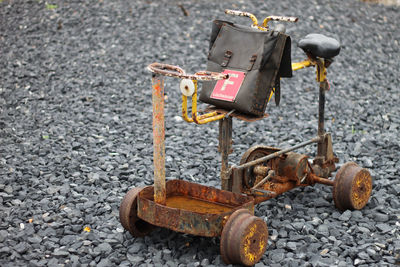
[298,33,340,59]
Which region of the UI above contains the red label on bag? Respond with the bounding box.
[210,69,245,102]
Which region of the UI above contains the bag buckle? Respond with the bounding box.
[247,54,257,71]
[221,50,233,67]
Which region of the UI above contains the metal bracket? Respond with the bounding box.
[250,188,277,198]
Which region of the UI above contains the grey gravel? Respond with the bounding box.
[1,0,399,266]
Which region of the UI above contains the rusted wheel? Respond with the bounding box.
[220,209,268,266]
[333,162,372,211]
[240,146,280,189]
[119,187,155,237]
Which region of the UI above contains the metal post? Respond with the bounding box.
[317,81,326,137]
[152,73,166,205]
[316,80,328,162]
[219,117,233,191]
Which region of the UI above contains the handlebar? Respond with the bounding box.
[147,63,228,81]
[225,9,260,28]
[262,16,298,27]
[225,9,298,30]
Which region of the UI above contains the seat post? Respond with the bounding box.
[317,80,326,137]
[316,61,328,161]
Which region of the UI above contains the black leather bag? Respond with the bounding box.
[199,20,292,117]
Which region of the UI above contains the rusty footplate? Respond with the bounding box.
[137,180,254,237]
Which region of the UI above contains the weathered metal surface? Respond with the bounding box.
[236,138,320,171]
[252,170,274,189]
[317,80,326,138]
[119,187,155,237]
[219,117,233,191]
[147,62,228,81]
[148,63,185,78]
[237,146,339,203]
[277,152,310,184]
[181,79,226,124]
[263,15,298,24]
[333,162,372,211]
[231,167,242,194]
[137,180,254,237]
[152,74,166,205]
[191,80,226,124]
[220,209,268,266]
[204,106,268,122]
[292,59,313,71]
[313,133,339,177]
[224,9,266,31]
[308,173,335,186]
[239,146,281,189]
[253,178,299,204]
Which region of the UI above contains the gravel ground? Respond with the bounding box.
[1,0,399,266]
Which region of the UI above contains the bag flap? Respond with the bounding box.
[208,22,277,71]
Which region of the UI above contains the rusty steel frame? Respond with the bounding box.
[137,179,254,237]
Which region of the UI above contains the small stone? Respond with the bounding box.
[53,248,69,256]
[374,213,389,222]
[357,226,370,234]
[83,240,92,246]
[127,254,144,263]
[320,248,329,255]
[339,210,352,221]
[286,242,297,251]
[354,258,364,265]
[351,210,363,220]
[0,230,8,242]
[59,235,76,246]
[27,236,42,244]
[13,242,28,254]
[200,258,209,266]
[95,243,112,254]
[358,251,370,260]
[276,239,286,249]
[376,223,392,233]
[311,217,322,226]
[270,250,285,262]
[97,258,112,267]
[374,242,386,249]
[270,234,278,241]
[174,116,183,122]
[291,221,304,231]
[128,242,143,254]
[316,224,329,237]
[4,185,13,194]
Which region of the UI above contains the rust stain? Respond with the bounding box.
[166,195,234,214]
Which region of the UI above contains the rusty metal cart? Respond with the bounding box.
[119,10,373,266]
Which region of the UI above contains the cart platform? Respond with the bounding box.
[137,179,255,237]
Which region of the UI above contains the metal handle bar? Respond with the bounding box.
[262,16,298,27]
[225,9,267,31]
[225,9,259,26]
[225,9,298,30]
[147,62,228,81]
